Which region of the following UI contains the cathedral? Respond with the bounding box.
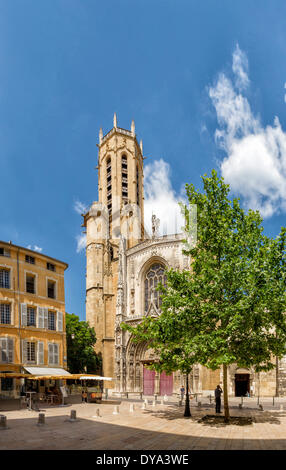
[82,115,284,398]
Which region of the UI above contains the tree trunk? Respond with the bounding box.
[184,373,191,417]
[223,364,230,423]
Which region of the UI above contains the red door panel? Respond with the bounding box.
[160,371,173,396]
[143,367,155,395]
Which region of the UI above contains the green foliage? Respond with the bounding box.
[122,170,286,419]
[66,313,102,374]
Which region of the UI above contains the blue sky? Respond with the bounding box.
[1,0,286,320]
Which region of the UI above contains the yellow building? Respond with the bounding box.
[0,240,68,397]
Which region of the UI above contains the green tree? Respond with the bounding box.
[263,228,286,396]
[123,170,286,422]
[66,313,102,374]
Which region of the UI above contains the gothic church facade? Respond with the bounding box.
[82,115,283,397]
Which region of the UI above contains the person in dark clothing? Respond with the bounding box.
[215,385,223,413]
[82,389,88,403]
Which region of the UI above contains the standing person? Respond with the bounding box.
[214,385,223,413]
[82,389,88,403]
[180,385,185,401]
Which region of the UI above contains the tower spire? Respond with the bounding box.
[99,127,103,145]
[113,112,117,129]
[131,119,135,136]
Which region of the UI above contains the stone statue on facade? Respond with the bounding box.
[152,214,160,238]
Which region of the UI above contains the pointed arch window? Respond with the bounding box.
[144,263,167,313]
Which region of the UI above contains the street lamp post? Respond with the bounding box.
[184,373,191,417]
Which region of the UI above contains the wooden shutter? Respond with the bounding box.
[37,341,44,365]
[21,303,27,327]
[0,338,7,363]
[57,311,63,332]
[22,339,28,363]
[48,343,53,364]
[44,308,48,329]
[54,344,59,365]
[7,338,13,363]
[37,307,45,329]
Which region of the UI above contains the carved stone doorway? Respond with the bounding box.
[235,373,250,396]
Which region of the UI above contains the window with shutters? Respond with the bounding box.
[27,307,36,327]
[48,343,59,365]
[0,338,13,363]
[0,304,11,324]
[27,342,36,362]
[0,269,10,289]
[26,274,36,294]
[48,311,56,330]
[47,280,56,299]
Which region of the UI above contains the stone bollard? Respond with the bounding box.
[152,400,156,407]
[280,405,284,411]
[92,408,101,418]
[258,404,263,411]
[0,415,8,430]
[37,413,45,426]
[129,404,135,413]
[163,395,168,402]
[141,402,147,410]
[69,410,77,422]
[144,399,148,405]
[113,405,119,415]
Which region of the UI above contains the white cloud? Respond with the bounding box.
[232,44,249,91]
[74,200,89,253]
[74,200,89,215]
[209,45,286,218]
[27,244,43,253]
[76,234,86,253]
[144,159,186,236]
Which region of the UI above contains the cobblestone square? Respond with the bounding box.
[1,396,286,450]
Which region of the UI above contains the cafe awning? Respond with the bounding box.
[78,376,113,381]
[24,367,71,377]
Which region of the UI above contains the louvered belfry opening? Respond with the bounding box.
[107,157,112,235]
[122,154,128,205]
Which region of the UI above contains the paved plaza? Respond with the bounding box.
[1,396,286,450]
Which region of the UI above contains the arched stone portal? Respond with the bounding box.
[126,340,178,395]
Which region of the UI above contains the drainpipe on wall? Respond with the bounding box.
[276,356,279,397]
[16,248,22,371]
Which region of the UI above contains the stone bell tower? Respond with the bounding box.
[82,114,145,384]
